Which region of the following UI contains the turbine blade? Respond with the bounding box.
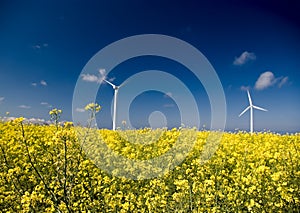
[247,90,253,106]
[253,105,268,111]
[103,79,116,87]
[239,106,251,117]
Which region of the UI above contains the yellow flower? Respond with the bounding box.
[13,117,25,124]
[49,108,62,115]
[84,103,101,112]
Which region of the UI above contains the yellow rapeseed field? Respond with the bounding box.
[0,117,299,212]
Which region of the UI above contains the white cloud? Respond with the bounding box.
[98,68,106,76]
[254,71,289,90]
[81,69,117,84]
[108,77,116,82]
[1,117,51,124]
[254,71,277,90]
[31,81,48,87]
[240,86,250,91]
[0,97,4,102]
[18,105,31,109]
[40,102,52,107]
[233,51,256,65]
[40,80,47,86]
[33,45,41,49]
[26,118,47,124]
[76,108,85,112]
[278,76,289,88]
[32,43,48,50]
[81,70,116,84]
[81,74,100,83]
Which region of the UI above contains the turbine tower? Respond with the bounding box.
[239,90,267,133]
[103,79,126,130]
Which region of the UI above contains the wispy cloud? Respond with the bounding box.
[76,108,85,112]
[254,71,289,90]
[278,76,289,88]
[0,97,4,102]
[233,51,256,65]
[40,80,47,86]
[32,43,48,50]
[18,105,31,109]
[40,102,52,108]
[240,86,250,91]
[31,80,47,87]
[33,45,41,49]
[99,68,106,76]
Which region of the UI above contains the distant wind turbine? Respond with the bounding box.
[239,90,267,133]
[103,79,127,130]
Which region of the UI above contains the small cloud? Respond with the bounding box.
[26,118,47,124]
[254,71,288,90]
[32,43,48,50]
[278,76,289,88]
[32,81,48,87]
[76,108,85,112]
[99,69,116,82]
[40,80,47,86]
[1,117,51,125]
[81,70,115,84]
[33,45,41,49]
[98,68,106,76]
[81,74,100,83]
[163,103,175,108]
[0,97,4,102]
[240,86,250,91]
[108,77,116,82]
[233,51,256,65]
[163,92,173,98]
[40,102,52,108]
[254,71,277,90]
[18,105,31,109]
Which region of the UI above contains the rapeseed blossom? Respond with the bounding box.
[0,119,299,212]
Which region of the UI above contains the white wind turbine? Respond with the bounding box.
[239,90,267,133]
[103,79,126,131]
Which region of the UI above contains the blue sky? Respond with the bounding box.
[0,0,299,132]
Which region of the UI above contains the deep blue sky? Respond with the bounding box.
[0,0,299,132]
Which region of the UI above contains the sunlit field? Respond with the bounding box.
[0,115,299,213]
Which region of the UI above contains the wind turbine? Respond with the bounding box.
[239,90,267,133]
[103,79,126,130]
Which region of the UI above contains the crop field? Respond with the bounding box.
[0,118,299,212]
